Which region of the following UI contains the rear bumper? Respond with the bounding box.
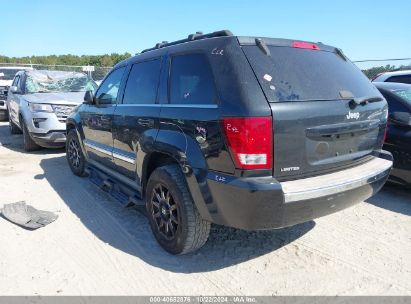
[200,152,392,230]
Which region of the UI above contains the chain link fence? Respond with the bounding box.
[2,58,411,82]
[0,63,111,81]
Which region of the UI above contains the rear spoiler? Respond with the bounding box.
[237,36,337,53]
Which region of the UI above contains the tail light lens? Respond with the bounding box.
[384,121,388,142]
[222,117,273,170]
[371,72,384,81]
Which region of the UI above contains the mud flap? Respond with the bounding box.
[1,201,58,229]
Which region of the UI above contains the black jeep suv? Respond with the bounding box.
[66,30,392,254]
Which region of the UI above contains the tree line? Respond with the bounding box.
[1,53,410,80]
[361,64,411,79]
[0,53,132,68]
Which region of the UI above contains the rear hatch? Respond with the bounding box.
[240,38,387,180]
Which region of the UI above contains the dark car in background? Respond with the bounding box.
[375,82,411,186]
[66,31,392,254]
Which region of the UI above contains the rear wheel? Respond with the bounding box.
[21,119,40,152]
[9,115,21,135]
[66,129,87,177]
[146,165,210,254]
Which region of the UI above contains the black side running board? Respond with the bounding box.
[85,165,145,208]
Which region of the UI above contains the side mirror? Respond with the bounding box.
[9,86,22,95]
[389,112,411,127]
[83,90,95,104]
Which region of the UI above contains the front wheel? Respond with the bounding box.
[9,115,21,135]
[21,118,40,151]
[66,129,87,177]
[146,165,210,255]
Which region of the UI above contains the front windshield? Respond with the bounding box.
[393,89,411,105]
[0,69,21,80]
[25,71,97,93]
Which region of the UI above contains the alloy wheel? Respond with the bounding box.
[68,139,81,168]
[150,184,179,240]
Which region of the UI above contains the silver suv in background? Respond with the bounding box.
[7,70,97,151]
[372,70,411,84]
[0,66,33,121]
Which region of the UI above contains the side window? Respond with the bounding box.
[169,53,216,105]
[386,75,411,85]
[95,67,126,104]
[122,59,161,104]
[12,75,20,88]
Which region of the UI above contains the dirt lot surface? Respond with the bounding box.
[0,121,410,296]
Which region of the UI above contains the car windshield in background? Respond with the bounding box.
[0,69,21,80]
[242,46,379,102]
[393,88,411,105]
[25,70,97,94]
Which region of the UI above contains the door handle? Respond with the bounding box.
[137,118,154,127]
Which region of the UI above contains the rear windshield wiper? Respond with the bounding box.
[339,91,383,105]
[350,96,383,105]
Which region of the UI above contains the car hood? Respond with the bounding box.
[23,92,85,105]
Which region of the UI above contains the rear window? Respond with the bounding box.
[123,59,161,104]
[386,75,411,85]
[242,46,379,102]
[0,69,21,80]
[169,53,217,105]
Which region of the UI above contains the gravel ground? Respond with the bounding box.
[0,121,410,296]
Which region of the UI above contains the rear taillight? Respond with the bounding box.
[371,72,384,81]
[292,41,320,50]
[222,117,273,170]
[384,121,388,142]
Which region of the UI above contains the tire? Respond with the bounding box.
[66,129,87,177]
[146,165,210,255]
[9,115,21,135]
[21,118,40,152]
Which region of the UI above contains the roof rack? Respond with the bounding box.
[141,30,233,53]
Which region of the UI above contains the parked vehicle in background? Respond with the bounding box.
[372,70,411,84]
[66,30,392,254]
[0,66,33,121]
[7,70,97,151]
[375,82,411,186]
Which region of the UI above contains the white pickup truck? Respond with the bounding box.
[0,66,33,120]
